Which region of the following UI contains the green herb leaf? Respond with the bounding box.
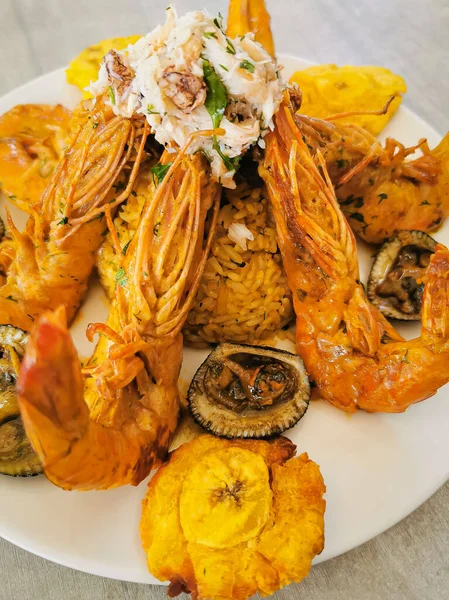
[93,122,99,129]
[122,239,132,255]
[108,86,116,105]
[203,59,228,129]
[213,13,224,30]
[6,295,17,303]
[369,178,375,186]
[226,38,236,54]
[131,190,137,197]
[420,200,431,206]
[219,64,229,72]
[348,212,366,223]
[147,103,160,115]
[57,216,68,225]
[204,31,218,39]
[9,195,16,200]
[378,193,388,203]
[213,137,240,172]
[115,266,127,287]
[151,162,172,186]
[353,196,364,208]
[336,158,349,169]
[239,60,255,73]
[153,222,161,236]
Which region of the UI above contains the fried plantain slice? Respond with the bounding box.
[290,64,406,136]
[141,435,325,600]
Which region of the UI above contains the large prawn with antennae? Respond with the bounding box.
[17,145,220,490]
[0,97,149,332]
[260,98,449,413]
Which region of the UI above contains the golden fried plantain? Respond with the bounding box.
[66,36,141,97]
[290,64,406,135]
[141,435,326,600]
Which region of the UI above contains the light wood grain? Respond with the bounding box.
[0,1,448,599]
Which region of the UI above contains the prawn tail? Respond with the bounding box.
[226,0,275,57]
[17,307,90,467]
[18,307,150,490]
[421,244,449,346]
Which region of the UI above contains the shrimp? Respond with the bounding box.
[226,0,275,57]
[0,104,73,213]
[295,112,449,243]
[0,97,149,332]
[17,148,220,490]
[260,98,449,413]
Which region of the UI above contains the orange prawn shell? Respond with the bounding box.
[140,435,326,600]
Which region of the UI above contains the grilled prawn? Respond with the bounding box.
[260,100,449,413]
[0,98,148,332]
[295,114,449,244]
[18,149,219,490]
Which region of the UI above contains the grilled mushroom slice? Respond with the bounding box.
[0,325,42,477]
[188,343,310,438]
[368,230,437,320]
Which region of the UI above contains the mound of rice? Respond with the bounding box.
[183,182,293,345]
[97,174,294,346]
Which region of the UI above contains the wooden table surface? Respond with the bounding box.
[0,1,448,598]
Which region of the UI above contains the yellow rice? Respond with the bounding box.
[97,174,294,346]
[183,181,293,345]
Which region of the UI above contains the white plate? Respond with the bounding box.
[0,56,448,584]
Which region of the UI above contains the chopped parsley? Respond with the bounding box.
[213,13,224,30]
[92,122,99,129]
[213,138,240,172]
[420,200,431,206]
[226,38,236,55]
[378,193,388,203]
[151,162,172,185]
[147,104,160,115]
[131,190,137,197]
[336,159,349,169]
[153,222,161,236]
[122,239,132,255]
[239,60,255,73]
[108,86,116,105]
[6,295,17,303]
[219,64,229,72]
[345,211,366,224]
[57,216,68,225]
[204,31,218,39]
[115,267,127,287]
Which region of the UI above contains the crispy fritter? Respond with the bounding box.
[290,64,406,136]
[140,435,325,600]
